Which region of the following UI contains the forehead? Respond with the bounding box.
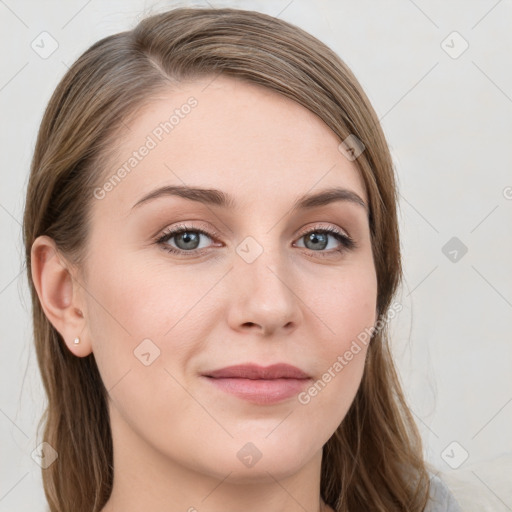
[94,75,368,215]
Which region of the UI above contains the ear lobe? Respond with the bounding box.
[30,235,91,357]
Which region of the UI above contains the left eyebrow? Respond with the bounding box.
[131,185,368,214]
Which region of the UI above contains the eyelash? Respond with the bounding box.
[154,223,357,258]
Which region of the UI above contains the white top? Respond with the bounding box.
[425,473,463,511]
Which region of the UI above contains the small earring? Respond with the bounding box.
[73,337,80,344]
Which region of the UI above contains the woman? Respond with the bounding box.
[23,6,462,512]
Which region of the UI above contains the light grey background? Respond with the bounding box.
[1,0,511,510]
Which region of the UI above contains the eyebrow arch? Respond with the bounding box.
[131,185,368,214]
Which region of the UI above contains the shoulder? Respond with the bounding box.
[424,473,463,512]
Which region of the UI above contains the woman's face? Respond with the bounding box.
[82,75,377,482]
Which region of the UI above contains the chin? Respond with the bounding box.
[210,456,313,484]
[198,435,318,482]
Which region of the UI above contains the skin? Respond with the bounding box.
[32,75,378,512]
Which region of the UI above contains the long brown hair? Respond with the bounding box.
[23,6,431,511]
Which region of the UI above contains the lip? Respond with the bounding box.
[204,363,310,380]
[202,363,312,405]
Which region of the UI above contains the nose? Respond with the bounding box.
[226,241,303,337]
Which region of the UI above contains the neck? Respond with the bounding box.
[101,404,331,512]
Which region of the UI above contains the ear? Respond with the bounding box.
[30,235,92,357]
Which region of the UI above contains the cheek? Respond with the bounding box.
[82,251,203,443]
[83,248,217,391]
[85,248,196,340]
[311,261,378,355]
[298,264,377,430]
[83,251,165,388]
